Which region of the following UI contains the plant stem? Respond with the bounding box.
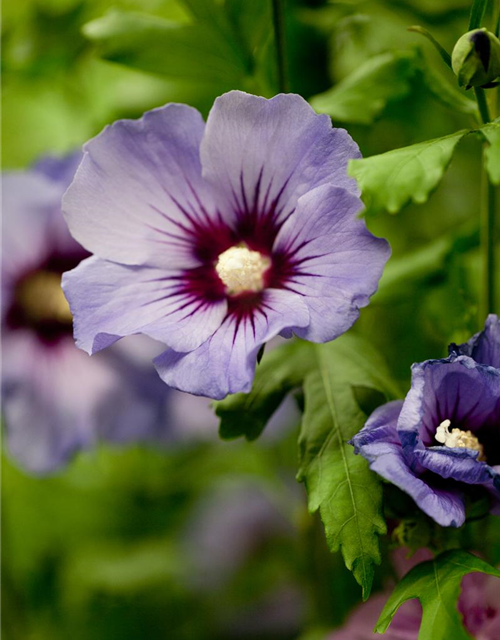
[494,0,500,37]
[271,0,289,93]
[482,176,497,317]
[475,87,497,319]
[474,87,491,124]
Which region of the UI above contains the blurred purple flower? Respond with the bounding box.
[2,154,176,474]
[62,91,390,399]
[351,316,500,527]
[184,481,305,636]
[327,550,500,640]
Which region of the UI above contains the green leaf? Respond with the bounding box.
[215,340,315,441]
[218,334,398,597]
[315,334,401,397]
[297,337,398,599]
[82,9,248,84]
[478,121,500,184]
[407,26,452,68]
[225,0,273,59]
[420,64,479,119]
[468,0,488,30]
[376,550,500,640]
[310,50,419,124]
[178,0,251,69]
[348,130,469,214]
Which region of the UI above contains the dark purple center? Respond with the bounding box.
[6,251,87,344]
[153,174,311,324]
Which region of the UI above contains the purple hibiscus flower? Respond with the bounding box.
[327,549,500,640]
[351,316,500,528]
[62,91,390,399]
[2,153,176,474]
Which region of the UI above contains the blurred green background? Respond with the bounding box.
[3,0,500,638]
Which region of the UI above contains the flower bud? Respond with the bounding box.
[451,28,500,88]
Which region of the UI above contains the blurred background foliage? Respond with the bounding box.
[2,0,500,638]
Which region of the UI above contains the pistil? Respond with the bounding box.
[215,246,270,295]
[435,419,486,461]
[17,271,72,324]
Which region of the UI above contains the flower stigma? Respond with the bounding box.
[215,246,270,295]
[17,271,72,324]
[435,419,486,461]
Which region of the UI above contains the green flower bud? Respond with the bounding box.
[451,28,500,88]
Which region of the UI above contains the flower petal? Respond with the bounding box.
[274,184,390,342]
[34,151,83,185]
[2,172,67,284]
[351,400,403,448]
[200,91,360,230]
[413,445,495,485]
[154,288,309,399]
[452,314,500,368]
[485,476,500,515]
[91,336,172,445]
[2,333,107,473]
[62,256,227,354]
[362,440,466,527]
[63,104,214,269]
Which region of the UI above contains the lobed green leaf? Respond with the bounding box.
[297,337,398,599]
[376,550,500,640]
[348,130,469,214]
[218,334,399,598]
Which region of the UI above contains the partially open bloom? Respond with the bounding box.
[62,91,390,399]
[2,154,174,473]
[351,316,500,527]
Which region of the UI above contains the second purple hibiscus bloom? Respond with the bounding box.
[62,90,390,399]
[351,315,500,528]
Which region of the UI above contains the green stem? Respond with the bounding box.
[474,87,491,124]
[482,176,497,317]
[475,87,497,318]
[271,0,289,93]
[494,0,500,37]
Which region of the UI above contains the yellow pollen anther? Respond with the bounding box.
[17,271,72,324]
[215,246,270,295]
[435,419,486,461]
